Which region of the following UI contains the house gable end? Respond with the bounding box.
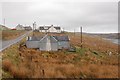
[48,27,57,32]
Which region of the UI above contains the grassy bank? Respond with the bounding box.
[1,32,119,78]
[1,30,26,40]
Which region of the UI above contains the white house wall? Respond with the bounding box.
[57,30,61,33]
[39,30,48,32]
[48,27,57,33]
[16,27,23,30]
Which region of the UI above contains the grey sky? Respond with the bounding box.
[1,1,118,33]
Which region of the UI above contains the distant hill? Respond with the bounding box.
[87,33,120,39]
[72,32,120,39]
[0,24,9,30]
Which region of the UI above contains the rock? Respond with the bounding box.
[108,52,112,56]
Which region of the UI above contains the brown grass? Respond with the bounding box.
[2,59,12,71]
[2,59,29,78]
[2,30,26,40]
[2,32,119,78]
[68,33,118,54]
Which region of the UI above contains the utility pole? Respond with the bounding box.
[33,22,36,36]
[34,22,36,30]
[33,22,36,31]
[63,27,64,33]
[33,22,36,30]
[80,26,83,48]
[74,29,75,37]
[33,22,34,31]
[3,18,5,26]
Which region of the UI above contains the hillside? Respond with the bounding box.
[87,33,120,39]
[1,30,26,40]
[1,32,119,78]
[0,25,9,30]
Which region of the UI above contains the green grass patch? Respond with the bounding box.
[2,70,13,78]
[2,44,20,66]
[75,46,87,55]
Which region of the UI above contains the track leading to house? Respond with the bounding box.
[0,31,32,52]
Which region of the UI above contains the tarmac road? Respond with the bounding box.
[0,31,32,52]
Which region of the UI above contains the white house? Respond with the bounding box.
[39,25,61,33]
[16,24,24,30]
[16,24,32,30]
[24,26,32,31]
[0,24,9,30]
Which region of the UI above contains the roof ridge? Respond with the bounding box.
[51,36,58,41]
[39,34,48,42]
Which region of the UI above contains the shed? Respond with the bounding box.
[26,35,70,51]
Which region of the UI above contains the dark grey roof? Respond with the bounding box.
[24,26,31,28]
[30,36,44,41]
[39,35,57,43]
[53,36,69,41]
[24,26,32,30]
[39,27,44,30]
[50,36,58,42]
[54,27,60,30]
[29,35,69,41]
[39,26,60,30]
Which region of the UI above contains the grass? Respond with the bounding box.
[2,44,20,66]
[75,46,86,55]
[2,38,27,78]
[2,30,26,40]
[1,32,119,78]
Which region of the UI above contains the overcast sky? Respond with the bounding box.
[1,1,118,33]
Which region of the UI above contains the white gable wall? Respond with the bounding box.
[39,30,48,32]
[48,27,57,33]
[16,26,24,30]
[39,26,61,33]
[57,29,61,33]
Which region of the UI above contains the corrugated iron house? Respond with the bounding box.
[53,36,70,49]
[26,35,70,51]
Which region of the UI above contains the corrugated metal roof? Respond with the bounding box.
[30,36,44,41]
[50,36,58,42]
[53,36,69,41]
[29,35,69,41]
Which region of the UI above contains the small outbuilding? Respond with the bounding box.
[26,35,70,51]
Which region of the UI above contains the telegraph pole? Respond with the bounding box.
[33,22,36,36]
[80,26,83,48]
[3,18,5,26]
[33,22,34,31]
[63,27,64,33]
[74,29,75,37]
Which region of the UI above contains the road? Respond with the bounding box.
[0,31,32,52]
